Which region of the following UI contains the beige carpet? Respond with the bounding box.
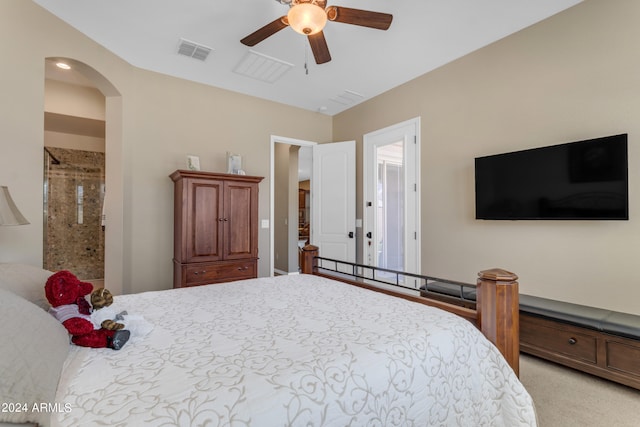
[519,354,640,427]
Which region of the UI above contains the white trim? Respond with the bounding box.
[269,135,317,277]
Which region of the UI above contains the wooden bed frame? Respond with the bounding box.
[300,245,521,376]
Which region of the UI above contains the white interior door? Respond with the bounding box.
[311,140,356,263]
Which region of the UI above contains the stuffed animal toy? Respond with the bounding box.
[90,287,126,331]
[45,270,130,350]
[91,287,153,340]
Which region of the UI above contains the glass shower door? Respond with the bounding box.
[43,147,105,281]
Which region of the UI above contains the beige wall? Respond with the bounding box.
[0,0,331,294]
[123,69,330,292]
[288,146,300,272]
[274,144,302,274]
[274,143,290,273]
[45,79,106,152]
[45,79,105,120]
[334,0,640,314]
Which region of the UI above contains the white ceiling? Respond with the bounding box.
[34,0,582,116]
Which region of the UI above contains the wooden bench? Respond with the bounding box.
[519,295,640,390]
[419,282,640,389]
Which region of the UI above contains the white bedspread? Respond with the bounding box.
[52,274,536,426]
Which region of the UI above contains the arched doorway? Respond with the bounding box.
[43,57,125,294]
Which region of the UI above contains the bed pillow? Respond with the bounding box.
[0,263,53,310]
[0,288,69,427]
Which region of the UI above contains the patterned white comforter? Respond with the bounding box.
[52,274,536,426]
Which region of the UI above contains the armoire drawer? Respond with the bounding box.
[182,260,257,286]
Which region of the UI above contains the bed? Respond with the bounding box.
[0,252,537,427]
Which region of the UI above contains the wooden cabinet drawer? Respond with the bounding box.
[177,260,257,287]
[186,260,256,284]
[605,338,640,379]
[520,314,597,364]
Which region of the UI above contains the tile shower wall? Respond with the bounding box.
[44,147,105,280]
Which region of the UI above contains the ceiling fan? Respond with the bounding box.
[240,0,393,65]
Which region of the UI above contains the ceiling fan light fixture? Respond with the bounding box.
[287,2,327,35]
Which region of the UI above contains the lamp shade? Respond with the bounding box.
[288,2,327,35]
[0,186,29,226]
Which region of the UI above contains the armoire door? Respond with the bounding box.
[186,178,224,262]
[224,181,258,260]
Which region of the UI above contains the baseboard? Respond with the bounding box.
[274,268,300,276]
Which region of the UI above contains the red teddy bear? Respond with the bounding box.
[45,270,130,350]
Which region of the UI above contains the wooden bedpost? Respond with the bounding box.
[477,269,520,376]
[300,245,319,275]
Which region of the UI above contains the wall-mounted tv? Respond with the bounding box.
[475,134,628,220]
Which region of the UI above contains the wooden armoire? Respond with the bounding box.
[170,170,263,288]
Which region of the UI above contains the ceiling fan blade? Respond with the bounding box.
[240,16,289,46]
[326,6,393,30]
[308,31,331,64]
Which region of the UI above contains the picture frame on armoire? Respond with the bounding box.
[227,152,244,174]
[186,155,200,171]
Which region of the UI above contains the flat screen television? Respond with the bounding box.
[475,134,628,220]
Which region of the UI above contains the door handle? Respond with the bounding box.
[348,231,354,238]
[366,232,372,239]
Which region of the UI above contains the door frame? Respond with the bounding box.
[269,135,317,276]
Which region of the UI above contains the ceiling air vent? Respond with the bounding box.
[329,90,364,106]
[234,50,294,84]
[177,39,212,61]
